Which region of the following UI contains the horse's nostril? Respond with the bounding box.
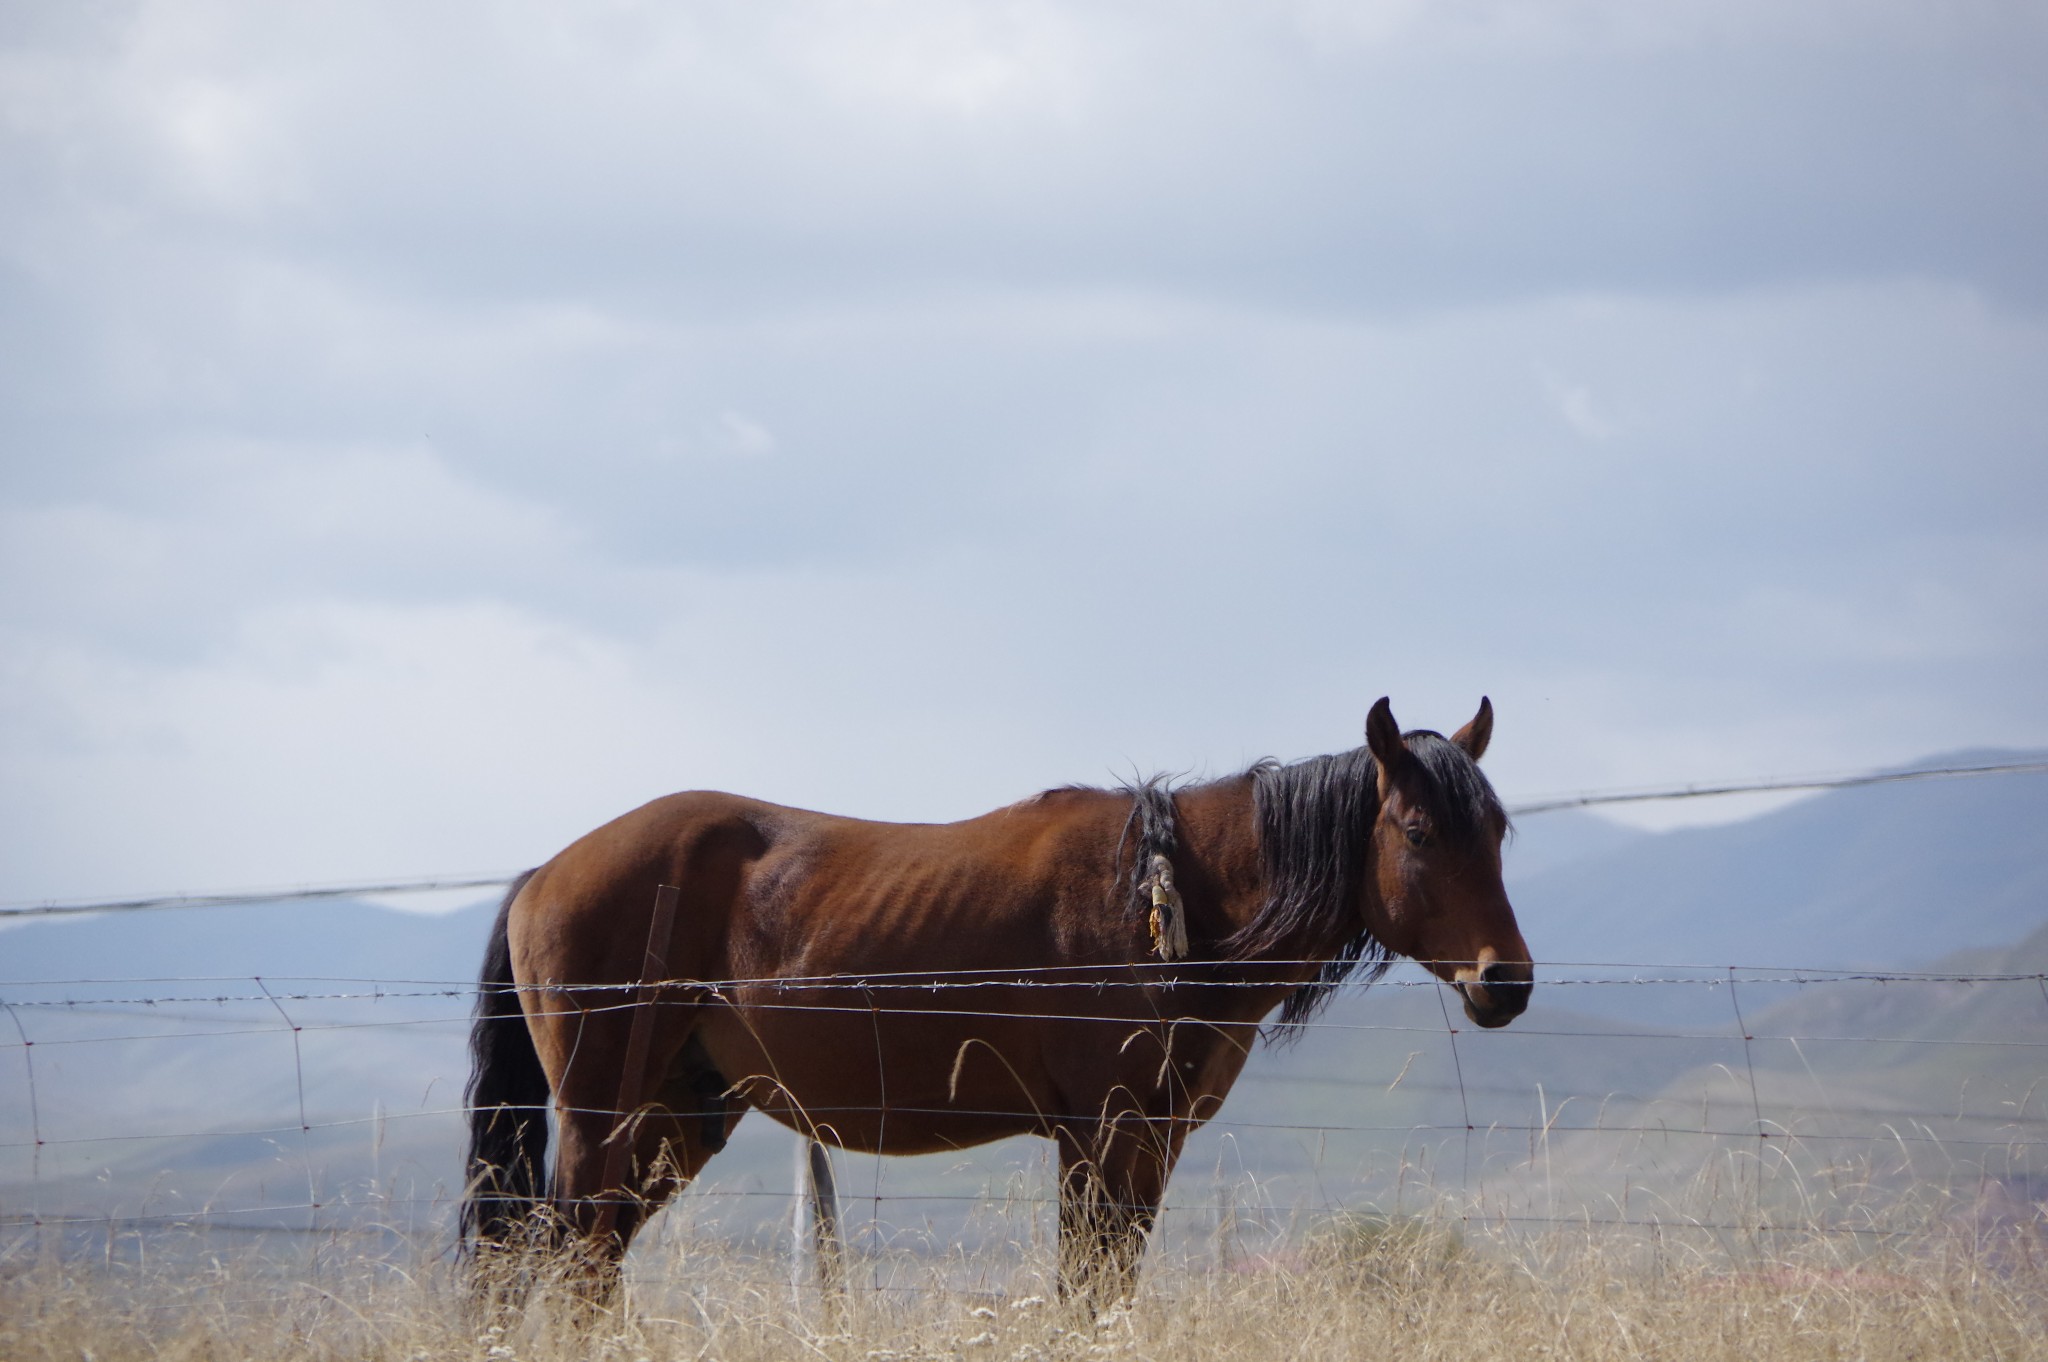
[1475,960,1532,1015]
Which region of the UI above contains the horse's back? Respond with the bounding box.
[509,785,1131,987]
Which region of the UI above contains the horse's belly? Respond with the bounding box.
[699,1000,1061,1154]
[750,1103,1041,1156]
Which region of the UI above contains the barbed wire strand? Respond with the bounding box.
[16,1065,2048,1155]
[5,959,2046,996]
[3,1003,2047,1054]
[2,980,2046,1054]
[9,758,2046,920]
[1506,756,2048,816]
[11,1074,2039,1158]
[0,875,522,920]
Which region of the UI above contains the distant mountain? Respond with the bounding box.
[0,893,502,987]
[1745,915,2048,1069]
[1520,918,2048,1219]
[1500,807,1649,881]
[1509,749,2048,983]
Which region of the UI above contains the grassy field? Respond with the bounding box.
[5,1190,2043,1362]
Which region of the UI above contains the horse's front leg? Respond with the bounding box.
[1053,1111,1189,1310]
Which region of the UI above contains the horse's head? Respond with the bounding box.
[1362,697,1533,1029]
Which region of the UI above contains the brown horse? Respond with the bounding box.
[461,698,1533,1304]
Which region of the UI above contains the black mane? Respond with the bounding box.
[1232,746,1383,1028]
[1114,731,1507,1031]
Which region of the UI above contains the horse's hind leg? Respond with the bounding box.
[582,1105,736,1262]
[540,1003,739,1310]
[602,1037,743,1249]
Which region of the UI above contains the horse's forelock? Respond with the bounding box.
[1399,730,1511,847]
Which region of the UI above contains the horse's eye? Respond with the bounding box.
[1405,826,1428,849]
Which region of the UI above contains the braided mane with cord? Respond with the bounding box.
[1112,774,1182,923]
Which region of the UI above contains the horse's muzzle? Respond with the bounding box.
[1457,960,1533,1029]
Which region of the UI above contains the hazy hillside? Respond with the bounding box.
[1500,806,1650,880]
[1511,749,2048,974]
[1752,915,2048,1051]
[1505,750,2048,1025]
[0,893,499,986]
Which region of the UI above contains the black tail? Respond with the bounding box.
[459,870,549,1256]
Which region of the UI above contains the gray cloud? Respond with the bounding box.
[2,0,2044,900]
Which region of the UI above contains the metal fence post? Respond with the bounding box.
[792,1136,845,1303]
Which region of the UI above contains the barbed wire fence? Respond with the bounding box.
[2,966,2043,1279]
[2,755,2045,1293]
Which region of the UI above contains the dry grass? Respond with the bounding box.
[4,1199,2043,1362]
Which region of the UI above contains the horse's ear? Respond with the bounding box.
[1452,696,1493,761]
[1365,697,1411,782]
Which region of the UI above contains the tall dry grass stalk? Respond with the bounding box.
[4,1190,2042,1362]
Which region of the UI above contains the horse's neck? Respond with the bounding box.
[1176,776,1357,953]
[1176,773,1379,1006]
[1167,779,1257,916]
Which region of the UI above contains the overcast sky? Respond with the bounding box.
[3,0,2045,905]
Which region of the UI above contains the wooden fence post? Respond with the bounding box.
[593,883,681,1241]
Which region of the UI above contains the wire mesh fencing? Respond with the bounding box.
[2,957,2043,1287]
